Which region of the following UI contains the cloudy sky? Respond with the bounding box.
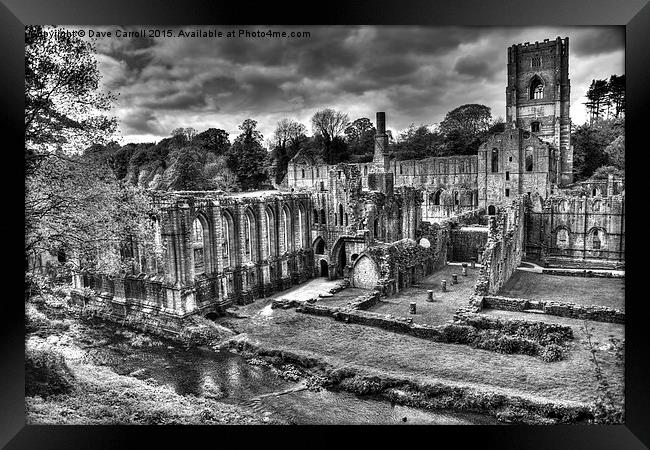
[83,26,624,145]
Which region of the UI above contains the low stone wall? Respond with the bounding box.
[483,295,625,324]
[540,269,624,279]
[347,291,381,310]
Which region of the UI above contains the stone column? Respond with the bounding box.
[462,263,468,276]
[441,280,447,292]
[409,302,416,314]
[427,290,433,302]
[452,273,458,284]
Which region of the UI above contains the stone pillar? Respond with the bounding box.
[427,290,433,302]
[462,263,468,276]
[471,258,476,269]
[409,302,416,314]
[452,273,458,284]
[441,280,447,292]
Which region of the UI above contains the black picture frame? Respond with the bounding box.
[4,0,648,447]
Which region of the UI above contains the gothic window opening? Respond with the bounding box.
[454,192,459,205]
[592,230,602,250]
[525,146,534,172]
[313,208,319,224]
[374,218,379,239]
[265,208,275,259]
[320,209,326,225]
[298,205,306,249]
[301,169,305,178]
[344,213,348,227]
[491,148,499,173]
[530,77,544,100]
[531,121,540,132]
[364,165,368,175]
[505,188,510,197]
[400,164,403,175]
[557,228,569,249]
[531,56,541,68]
[192,216,206,274]
[506,171,510,181]
[460,161,465,173]
[244,209,257,262]
[433,190,441,206]
[316,168,320,177]
[222,212,235,268]
[282,206,291,253]
[338,204,344,226]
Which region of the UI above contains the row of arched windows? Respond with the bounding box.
[190,203,309,275]
[555,227,606,250]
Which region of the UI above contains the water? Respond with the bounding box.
[79,321,499,425]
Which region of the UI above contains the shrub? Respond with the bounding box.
[25,347,75,398]
[540,344,566,362]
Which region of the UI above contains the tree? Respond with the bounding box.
[585,79,611,123]
[344,118,376,156]
[25,25,117,177]
[271,119,308,183]
[391,124,443,160]
[203,154,240,191]
[607,75,625,118]
[603,135,624,170]
[25,25,155,279]
[171,127,198,145]
[311,108,350,164]
[439,104,493,155]
[571,118,624,181]
[194,128,231,156]
[227,119,269,190]
[166,146,207,190]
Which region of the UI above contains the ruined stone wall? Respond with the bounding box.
[449,227,489,263]
[525,194,625,266]
[474,196,526,296]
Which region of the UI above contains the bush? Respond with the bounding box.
[25,348,75,398]
[540,344,566,362]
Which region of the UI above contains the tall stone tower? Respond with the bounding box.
[506,37,572,185]
[373,112,390,172]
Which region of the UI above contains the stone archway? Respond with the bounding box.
[351,255,379,289]
[319,259,329,278]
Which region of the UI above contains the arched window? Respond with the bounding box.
[593,200,601,212]
[460,161,465,173]
[244,209,257,262]
[364,165,368,175]
[338,204,344,226]
[314,237,326,255]
[491,148,499,173]
[313,208,319,224]
[592,229,602,250]
[265,207,275,259]
[282,205,291,252]
[525,146,534,172]
[344,213,348,227]
[316,168,320,177]
[433,190,441,206]
[556,228,569,249]
[222,211,235,268]
[192,216,206,274]
[488,205,496,215]
[298,204,306,249]
[454,191,460,206]
[320,209,326,225]
[399,164,403,174]
[301,168,305,178]
[374,218,379,238]
[530,77,544,100]
[531,121,540,133]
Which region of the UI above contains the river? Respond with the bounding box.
[78,320,499,425]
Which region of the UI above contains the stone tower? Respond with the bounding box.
[506,37,572,185]
[373,112,390,172]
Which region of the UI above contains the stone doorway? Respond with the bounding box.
[320,260,329,278]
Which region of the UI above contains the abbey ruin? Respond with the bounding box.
[71,36,625,325]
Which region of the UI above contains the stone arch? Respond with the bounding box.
[351,254,380,289]
[319,259,329,278]
[297,202,307,249]
[587,227,607,250]
[192,211,212,275]
[338,203,344,226]
[553,225,571,249]
[320,208,326,225]
[431,189,442,206]
[331,237,348,278]
[264,206,276,259]
[592,199,601,212]
[221,209,236,268]
[243,207,259,262]
[281,204,293,253]
[488,205,496,215]
[313,236,326,255]
[529,75,544,100]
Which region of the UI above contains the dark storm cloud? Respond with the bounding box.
[87,25,624,142]
[454,56,492,79]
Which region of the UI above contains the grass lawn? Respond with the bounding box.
[219,298,623,406]
[366,264,478,325]
[498,270,625,311]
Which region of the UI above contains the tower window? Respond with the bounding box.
[531,57,541,68]
[530,77,544,100]
[506,171,510,180]
[491,148,499,173]
[505,188,510,197]
[525,146,534,172]
[364,165,368,175]
[400,164,403,174]
[460,161,465,173]
[301,169,305,178]
[531,122,540,132]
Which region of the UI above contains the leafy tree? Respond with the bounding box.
[607,74,625,118]
[25,25,117,177]
[270,119,308,183]
[171,127,198,145]
[194,128,231,156]
[203,154,240,191]
[604,135,624,170]
[585,79,611,123]
[311,108,350,164]
[166,146,207,190]
[227,119,269,190]
[439,104,493,155]
[25,25,155,279]
[391,124,443,160]
[571,118,624,181]
[344,118,376,156]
